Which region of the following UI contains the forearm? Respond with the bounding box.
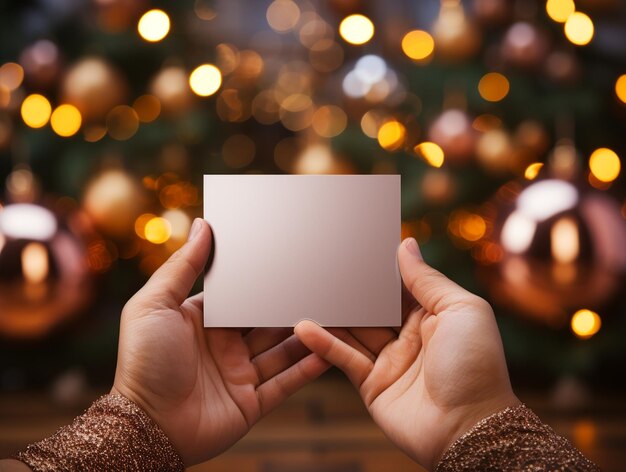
[436,404,599,471]
[10,394,184,472]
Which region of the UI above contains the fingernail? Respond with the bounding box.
[187,218,203,242]
[404,237,422,258]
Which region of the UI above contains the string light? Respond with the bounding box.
[589,148,620,183]
[478,72,510,102]
[545,0,575,23]
[144,216,171,244]
[50,104,82,137]
[189,64,222,96]
[415,142,445,168]
[401,30,434,61]
[138,9,170,42]
[524,162,544,180]
[377,121,405,151]
[615,74,626,104]
[564,12,594,46]
[21,94,52,128]
[339,14,374,45]
[571,309,601,339]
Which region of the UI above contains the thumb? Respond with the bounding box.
[136,218,212,308]
[398,238,475,314]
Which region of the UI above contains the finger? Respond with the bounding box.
[294,320,374,388]
[398,238,474,314]
[325,328,376,362]
[251,334,311,384]
[245,328,293,357]
[347,327,397,356]
[256,353,330,415]
[138,219,212,308]
[181,292,204,313]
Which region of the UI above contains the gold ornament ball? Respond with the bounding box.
[82,169,145,238]
[0,203,94,339]
[62,57,128,122]
[480,179,626,326]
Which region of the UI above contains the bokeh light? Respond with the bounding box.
[189,64,222,97]
[589,148,620,183]
[545,0,575,23]
[222,134,256,168]
[312,105,347,138]
[401,30,435,61]
[138,9,170,42]
[377,120,406,151]
[106,105,139,140]
[50,104,82,137]
[478,72,510,102]
[21,94,52,128]
[266,0,300,33]
[564,12,594,46]
[415,142,445,168]
[571,309,601,339]
[144,216,172,244]
[0,62,24,91]
[339,14,374,45]
[615,75,626,104]
[133,95,161,123]
[524,162,544,180]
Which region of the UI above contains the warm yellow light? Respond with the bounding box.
[415,142,445,168]
[189,64,222,97]
[135,213,157,239]
[459,214,487,242]
[21,94,52,128]
[564,12,594,46]
[401,30,435,61]
[478,72,510,102]
[545,0,575,23]
[339,14,374,45]
[571,309,601,339]
[21,242,48,284]
[589,148,620,183]
[50,104,82,137]
[615,75,626,104]
[144,217,172,244]
[138,9,170,42]
[377,120,405,151]
[524,162,544,180]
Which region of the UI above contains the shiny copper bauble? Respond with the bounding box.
[480,179,626,326]
[0,203,93,338]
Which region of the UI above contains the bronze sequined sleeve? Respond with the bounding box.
[436,404,600,471]
[14,393,185,472]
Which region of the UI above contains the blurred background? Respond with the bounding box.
[0,0,625,470]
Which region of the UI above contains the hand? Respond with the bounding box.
[294,238,519,471]
[112,219,329,465]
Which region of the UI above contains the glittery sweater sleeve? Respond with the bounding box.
[436,404,600,471]
[13,393,185,472]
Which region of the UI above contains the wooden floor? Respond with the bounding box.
[1,372,624,471]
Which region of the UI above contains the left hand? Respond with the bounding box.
[112,218,330,466]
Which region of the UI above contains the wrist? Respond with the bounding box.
[15,393,185,472]
[427,393,521,470]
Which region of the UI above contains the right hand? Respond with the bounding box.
[294,237,520,471]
